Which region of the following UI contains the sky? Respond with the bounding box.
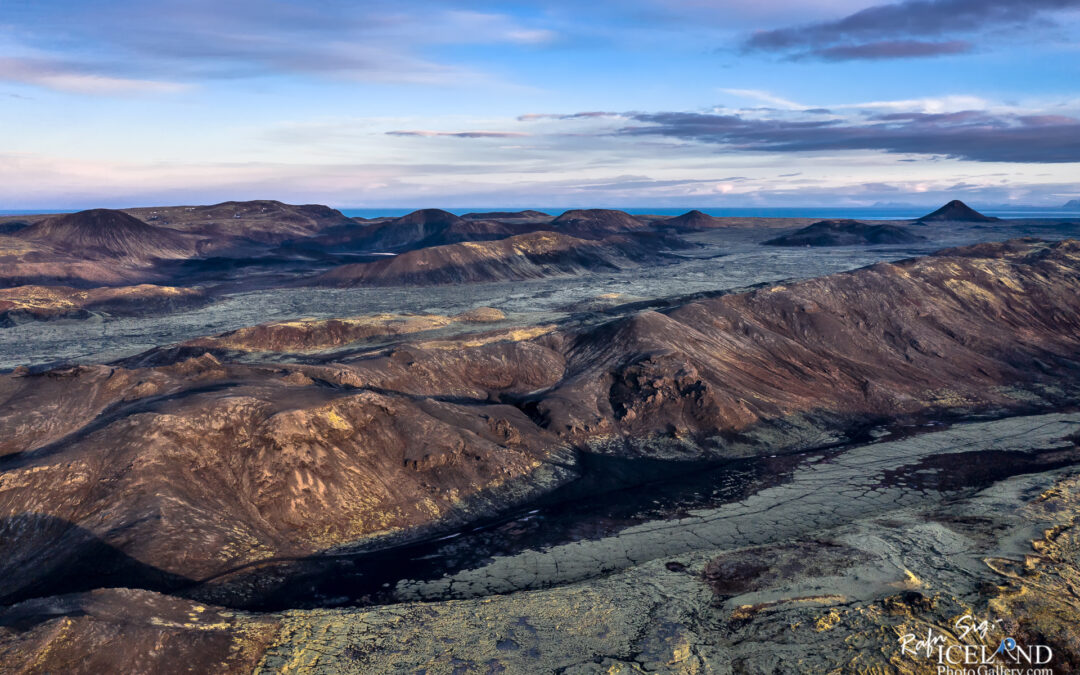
[1,0,1079,209]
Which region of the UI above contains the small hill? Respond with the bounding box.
[461,210,551,221]
[16,209,196,260]
[917,200,1000,223]
[333,209,525,251]
[1064,199,1080,210]
[390,208,464,228]
[763,220,926,247]
[660,210,729,231]
[550,209,648,237]
[308,231,657,286]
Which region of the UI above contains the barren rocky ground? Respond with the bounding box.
[1,203,1079,673]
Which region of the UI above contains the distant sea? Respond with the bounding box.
[3,206,1078,220]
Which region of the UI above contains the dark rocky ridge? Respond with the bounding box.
[317,211,523,252]
[182,308,506,352]
[2,239,1080,610]
[763,219,926,246]
[124,200,354,245]
[307,231,666,286]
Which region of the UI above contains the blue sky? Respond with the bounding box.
[1,0,1079,208]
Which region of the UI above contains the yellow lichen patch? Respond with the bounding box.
[733,595,849,623]
[188,312,457,352]
[0,234,49,256]
[815,608,844,632]
[507,231,570,255]
[322,408,351,431]
[149,616,233,631]
[0,283,199,312]
[417,324,555,349]
[943,278,1000,304]
[454,306,506,323]
[902,569,923,588]
[983,262,1026,292]
[418,497,442,517]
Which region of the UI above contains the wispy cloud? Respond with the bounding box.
[517,112,622,121]
[718,89,804,109]
[0,57,188,95]
[618,108,1080,162]
[813,39,973,61]
[745,0,1080,60]
[0,1,558,92]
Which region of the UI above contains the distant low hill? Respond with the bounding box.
[917,200,999,223]
[550,209,649,237]
[15,209,198,260]
[1065,199,1080,210]
[658,210,731,231]
[461,210,551,221]
[764,220,926,247]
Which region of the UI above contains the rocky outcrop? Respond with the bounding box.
[0,588,279,674]
[763,219,926,246]
[0,284,207,325]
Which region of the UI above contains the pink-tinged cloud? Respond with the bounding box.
[0,58,188,95]
[386,130,530,138]
[517,111,622,121]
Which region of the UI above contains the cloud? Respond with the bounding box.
[572,175,749,191]
[745,0,1080,59]
[0,57,188,95]
[616,108,1080,162]
[812,39,973,60]
[517,112,622,121]
[718,89,804,109]
[386,130,530,138]
[0,1,558,91]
